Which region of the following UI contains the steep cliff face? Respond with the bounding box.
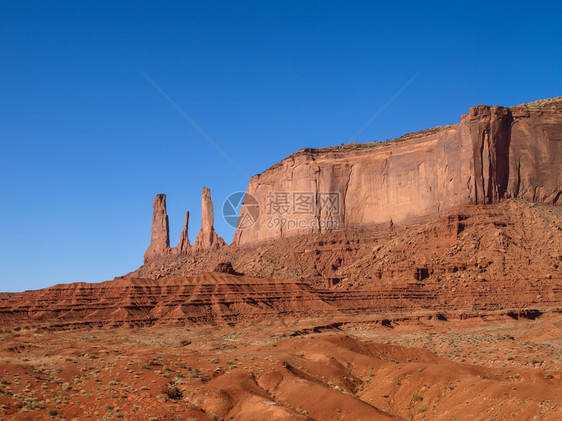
[463,106,513,204]
[234,99,562,246]
[507,104,562,203]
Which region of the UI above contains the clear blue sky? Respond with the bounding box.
[1,1,561,291]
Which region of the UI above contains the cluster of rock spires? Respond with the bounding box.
[144,187,226,262]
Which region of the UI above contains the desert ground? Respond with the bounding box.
[1,312,561,420]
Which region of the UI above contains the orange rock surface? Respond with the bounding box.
[234,99,562,245]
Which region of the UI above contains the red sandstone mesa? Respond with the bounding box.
[233,100,562,245]
[144,99,561,253]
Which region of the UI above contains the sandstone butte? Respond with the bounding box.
[233,99,562,245]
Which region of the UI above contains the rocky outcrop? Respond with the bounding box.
[176,211,191,255]
[144,194,170,262]
[193,187,226,251]
[233,98,562,246]
[144,188,226,262]
[214,262,242,275]
[133,198,562,293]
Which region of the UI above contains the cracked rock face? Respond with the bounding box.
[144,194,170,262]
[234,101,562,246]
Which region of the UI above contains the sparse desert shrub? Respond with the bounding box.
[162,381,183,400]
[47,408,58,417]
[412,395,424,402]
[21,398,45,411]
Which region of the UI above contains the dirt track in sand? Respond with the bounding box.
[0,315,561,420]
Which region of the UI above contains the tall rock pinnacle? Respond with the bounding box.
[144,194,170,262]
[193,187,226,252]
[176,210,191,255]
